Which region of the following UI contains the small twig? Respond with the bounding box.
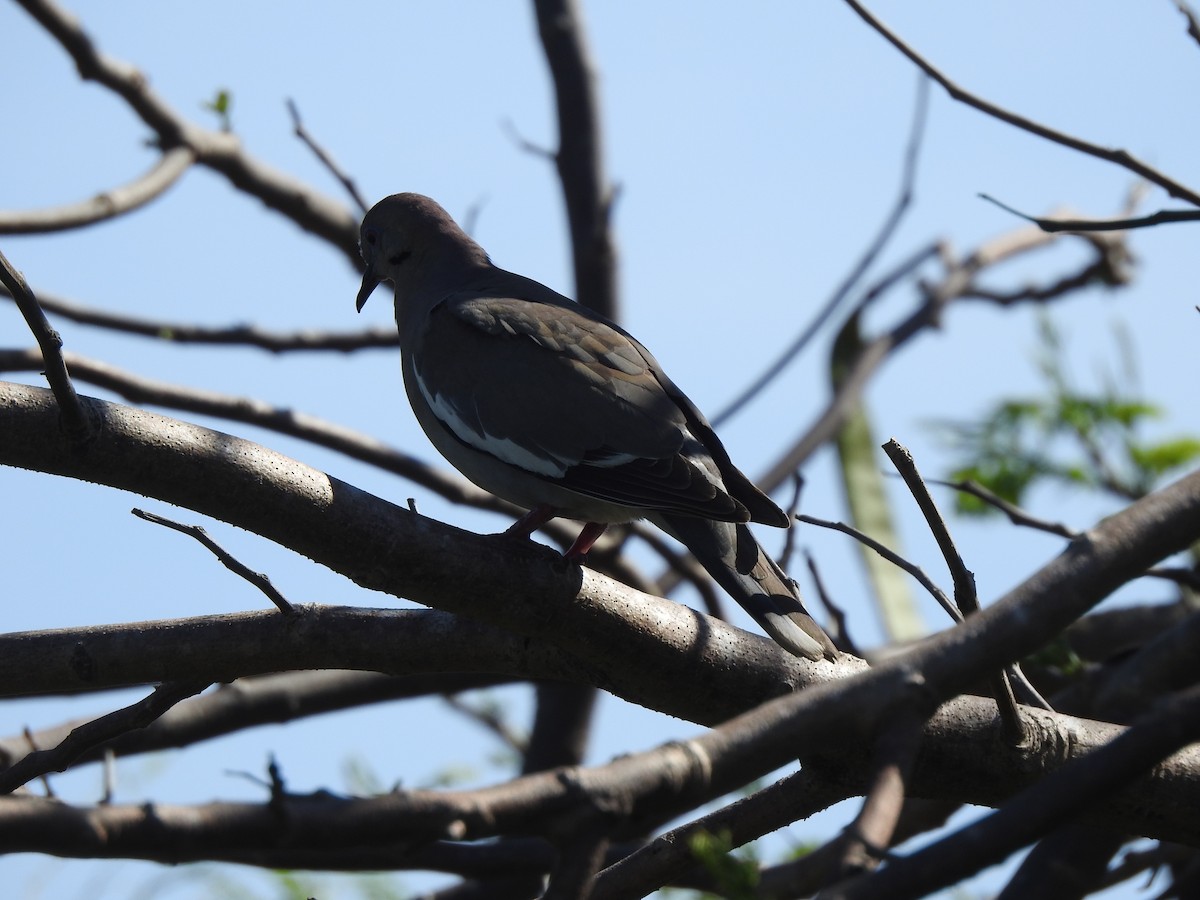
[0,249,91,442]
[712,75,930,428]
[462,195,489,238]
[980,192,1200,234]
[883,440,977,611]
[592,767,849,899]
[778,471,806,572]
[21,727,55,798]
[286,98,369,215]
[758,220,1128,493]
[501,117,556,160]
[843,0,1200,207]
[1145,566,1200,590]
[928,477,1080,539]
[805,550,860,656]
[0,681,210,794]
[797,513,960,622]
[100,748,116,804]
[1178,0,1200,49]
[847,241,944,319]
[131,508,295,614]
[883,439,1025,741]
[441,693,528,755]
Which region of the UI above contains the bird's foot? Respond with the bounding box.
[504,504,557,540]
[565,522,608,561]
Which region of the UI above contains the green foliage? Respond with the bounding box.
[686,829,760,900]
[941,315,1200,513]
[1025,635,1087,679]
[202,88,234,131]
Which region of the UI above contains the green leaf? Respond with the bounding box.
[688,830,760,900]
[1130,437,1200,475]
[202,88,234,131]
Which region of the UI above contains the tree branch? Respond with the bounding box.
[13,0,361,263]
[0,147,194,234]
[0,285,399,352]
[0,253,90,442]
[533,0,618,319]
[842,0,1200,207]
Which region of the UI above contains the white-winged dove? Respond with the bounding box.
[356,193,836,661]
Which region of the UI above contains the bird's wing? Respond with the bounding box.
[410,285,752,521]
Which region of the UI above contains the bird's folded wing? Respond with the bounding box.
[411,290,750,521]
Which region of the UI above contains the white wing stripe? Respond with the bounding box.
[417,376,568,477]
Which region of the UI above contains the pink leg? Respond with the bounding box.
[565,522,608,561]
[506,504,557,539]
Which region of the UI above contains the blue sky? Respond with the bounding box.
[3,2,1197,896]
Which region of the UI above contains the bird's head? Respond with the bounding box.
[356,193,487,313]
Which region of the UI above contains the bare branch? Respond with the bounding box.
[593,768,849,899]
[0,680,210,794]
[806,550,861,656]
[0,284,399,352]
[759,222,1131,490]
[980,192,1200,234]
[882,440,976,613]
[286,98,369,215]
[842,0,1200,207]
[836,685,1200,899]
[1176,0,1200,50]
[836,713,926,877]
[0,147,194,234]
[7,384,1200,851]
[0,346,506,513]
[14,0,361,263]
[442,692,528,756]
[533,0,618,319]
[0,672,510,770]
[929,476,1079,539]
[131,508,296,615]
[797,512,959,623]
[712,74,930,428]
[0,253,90,442]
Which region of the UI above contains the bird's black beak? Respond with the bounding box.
[356,268,380,313]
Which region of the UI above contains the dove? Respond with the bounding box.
[356,193,834,660]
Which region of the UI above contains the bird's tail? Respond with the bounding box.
[654,513,836,661]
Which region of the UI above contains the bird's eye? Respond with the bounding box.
[362,227,379,247]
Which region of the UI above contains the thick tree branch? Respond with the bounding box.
[835,685,1200,899]
[5,383,1200,855]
